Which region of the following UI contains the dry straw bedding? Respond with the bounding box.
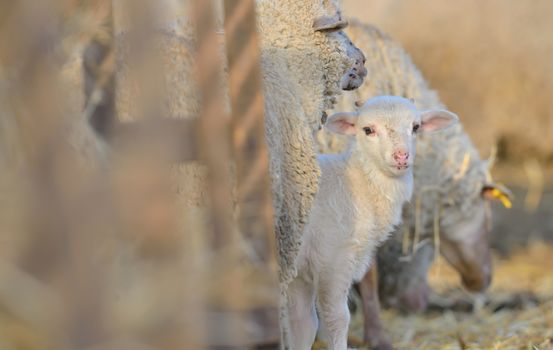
[342,243,553,350]
[1,244,552,349]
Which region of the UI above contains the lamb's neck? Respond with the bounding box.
[345,150,414,208]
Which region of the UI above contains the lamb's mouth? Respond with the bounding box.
[388,164,410,175]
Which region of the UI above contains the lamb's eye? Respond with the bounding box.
[363,127,375,135]
[413,124,420,133]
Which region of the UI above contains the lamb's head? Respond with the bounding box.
[325,96,458,178]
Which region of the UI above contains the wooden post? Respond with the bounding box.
[225,1,280,345]
[225,0,277,269]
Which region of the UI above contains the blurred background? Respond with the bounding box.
[345,0,553,161]
[0,0,552,349]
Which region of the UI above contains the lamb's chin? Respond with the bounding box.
[383,165,411,178]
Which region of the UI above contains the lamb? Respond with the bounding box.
[317,20,512,350]
[253,3,367,339]
[287,96,458,350]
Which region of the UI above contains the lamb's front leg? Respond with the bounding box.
[286,277,318,350]
[317,272,352,350]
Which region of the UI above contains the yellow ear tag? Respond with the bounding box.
[492,188,512,209]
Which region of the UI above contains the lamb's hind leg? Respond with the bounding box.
[317,273,351,350]
[359,263,393,350]
[286,277,318,350]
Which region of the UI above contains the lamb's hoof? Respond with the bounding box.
[368,339,393,350]
[366,331,393,350]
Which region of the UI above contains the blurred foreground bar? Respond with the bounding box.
[0,0,279,349]
[193,0,280,347]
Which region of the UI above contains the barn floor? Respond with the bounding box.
[342,242,553,350]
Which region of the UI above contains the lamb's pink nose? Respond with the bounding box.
[393,149,409,163]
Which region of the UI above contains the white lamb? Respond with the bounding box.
[287,96,457,350]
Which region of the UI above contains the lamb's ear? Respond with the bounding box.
[482,183,513,209]
[313,12,348,32]
[420,110,459,133]
[325,112,357,135]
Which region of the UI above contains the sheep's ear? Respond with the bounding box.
[313,13,348,32]
[420,110,458,133]
[482,183,513,209]
[325,112,357,135]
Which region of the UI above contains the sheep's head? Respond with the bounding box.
[255,0,366,129]
[313,3,367,107]
[438,175,512,292]
[332,31,367,91]
[314,27,367,93]
[325,96,458,178]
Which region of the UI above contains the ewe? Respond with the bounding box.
[287,96,457,350]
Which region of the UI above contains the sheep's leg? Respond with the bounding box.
[286,277,318,350]
[317,273,351,350]
[359,262,393,350]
